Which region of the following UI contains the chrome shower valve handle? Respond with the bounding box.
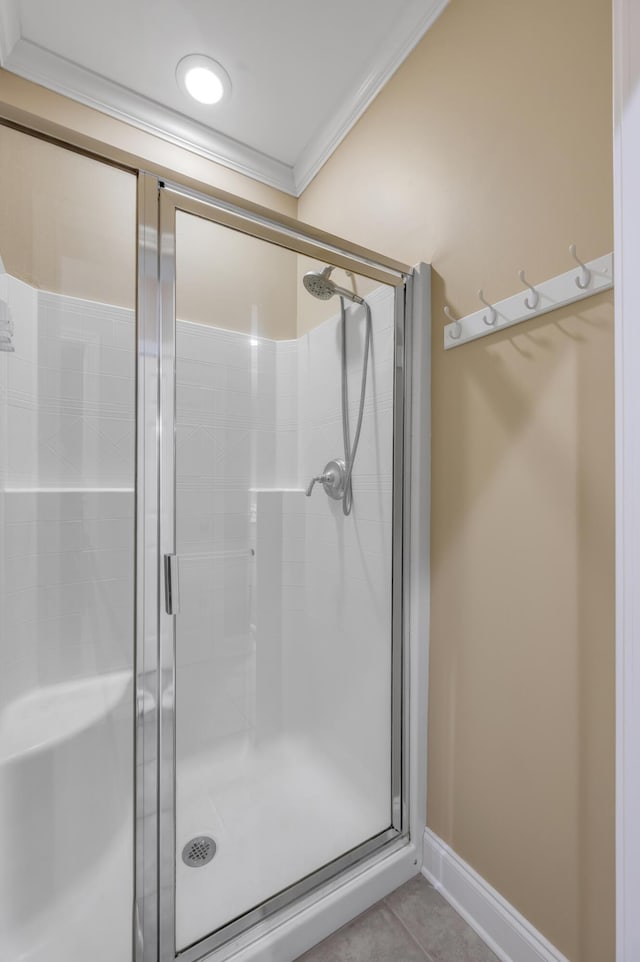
[305,472,331,497]
[305,459,346,500]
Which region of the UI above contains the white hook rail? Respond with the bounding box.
[443,249,613,350]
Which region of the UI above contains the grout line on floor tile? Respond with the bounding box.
[383,897,435,962]
[296,897,434,962]
[384,886,436,962]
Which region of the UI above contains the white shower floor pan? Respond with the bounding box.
[176,733,390,951]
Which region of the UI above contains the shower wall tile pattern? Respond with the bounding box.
[1,269,395,815]
[4,283,135,489]
[285,286,394,814]
[174,324,299,755]
[0,274,135,707]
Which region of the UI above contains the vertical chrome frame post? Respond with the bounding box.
[158,188,178,962]
[392,275,409,834]
[400,272,415,837]
[135,172,161,962]
[404,263,431,864]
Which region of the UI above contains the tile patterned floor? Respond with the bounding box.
[296,875,500,962]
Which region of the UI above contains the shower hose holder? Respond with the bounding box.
[305,458,346,500]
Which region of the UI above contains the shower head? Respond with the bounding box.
[303,266,364,305]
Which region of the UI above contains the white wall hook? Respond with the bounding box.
[444,305,462,340]
[569,243,591,290]
[518,269,540,310]
[478,289,497,326]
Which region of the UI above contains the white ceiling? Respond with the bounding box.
[0,0,447,195]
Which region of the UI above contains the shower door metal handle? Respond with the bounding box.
[164,554,181,615]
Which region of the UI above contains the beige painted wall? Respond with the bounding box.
[176,214,297,338]
[0,122,296,333]
[0,123,137,307]
[0,70,297,333]
[298,1,614,960]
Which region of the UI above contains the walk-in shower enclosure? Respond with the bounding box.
[0,122,429,962]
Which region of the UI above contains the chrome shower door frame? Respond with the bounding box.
[141,177,414,962]
[0,104,426,962]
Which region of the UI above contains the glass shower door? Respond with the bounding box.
[160,191,404,956]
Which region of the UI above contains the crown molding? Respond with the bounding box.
[0,0,448,198]
[0,0,20,65]
[293,0,449,194]
[2,37,297,195]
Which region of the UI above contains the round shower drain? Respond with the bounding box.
[182,835,216,867]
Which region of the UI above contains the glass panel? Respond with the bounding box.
[0,126,137,962]
[174,213,396,949]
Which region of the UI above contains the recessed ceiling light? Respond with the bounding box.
[176,55,230,105]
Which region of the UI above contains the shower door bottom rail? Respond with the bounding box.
[176,827,407,962]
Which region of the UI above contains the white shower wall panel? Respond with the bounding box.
[174,323,299,761]
[0,275,136,709]
[0,276,294,715]
[282,286,395,816]
[1,269,396,808]
[5,286,135,489]
[173,286,395,795]
[2,490,134,700]
[275,338,299,484]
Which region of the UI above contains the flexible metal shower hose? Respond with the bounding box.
[339,296,372,516]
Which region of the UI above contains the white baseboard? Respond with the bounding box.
[422,829,569,962]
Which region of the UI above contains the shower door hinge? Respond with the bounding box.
[164,554,181,615]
